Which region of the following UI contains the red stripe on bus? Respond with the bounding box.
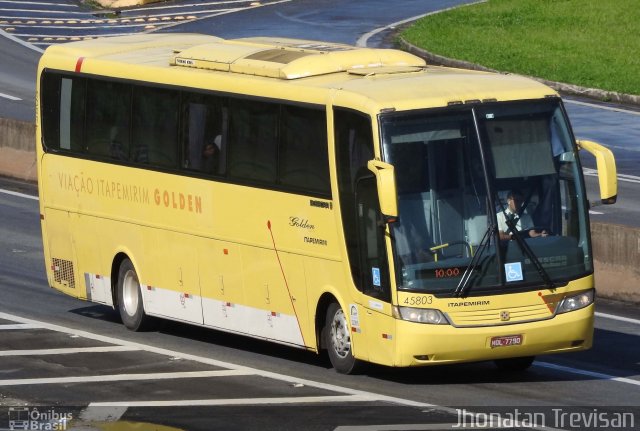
[75,57,85,73]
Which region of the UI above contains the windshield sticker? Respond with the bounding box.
[372,267,381,287]
[505,262,524,282]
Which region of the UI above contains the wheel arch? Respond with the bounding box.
[110,252,130,308]
[315,291,349,351]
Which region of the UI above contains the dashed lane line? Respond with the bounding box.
[131,0,272,13]
[0,91,22,101]
[565,98,640,116]
[584,167,640,184]
[595,312,640,325]
[0,26,42,52]
[0,323,41,330]
[536,362,640,388]
[0,369,251,386]
[0,188,39,200]
[89,395,379,408]
[0,1,78,6]
[0,346,141,356]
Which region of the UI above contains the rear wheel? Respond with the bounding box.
[324,303,362,374]
[117,258,155,331]
[494,356,535,372]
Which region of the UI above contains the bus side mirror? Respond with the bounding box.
[577,139,617,204]
[367,160,398,222]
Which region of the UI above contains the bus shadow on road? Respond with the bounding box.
[69,303,332,369]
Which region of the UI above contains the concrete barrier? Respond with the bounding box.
[592,222,640,303]
[0,118,36,182]
[0,116,637,303]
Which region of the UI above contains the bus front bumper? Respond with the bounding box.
[393,304,594,367]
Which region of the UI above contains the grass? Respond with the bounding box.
[401,0,640,96]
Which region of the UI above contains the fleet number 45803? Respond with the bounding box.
[403,295,433,306]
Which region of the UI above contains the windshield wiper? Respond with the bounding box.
[502,211,556,290]
[454,223,496,297]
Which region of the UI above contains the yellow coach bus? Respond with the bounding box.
[36,34,617,373]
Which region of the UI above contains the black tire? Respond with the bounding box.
[117,258,155,331]
[324,303,362,374]
[494,356,535,372]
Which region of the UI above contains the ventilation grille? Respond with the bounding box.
[52,258,76,289]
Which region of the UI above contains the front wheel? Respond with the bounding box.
[117,258,155,331]
[324,303,362,374]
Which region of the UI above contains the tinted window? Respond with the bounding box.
[182,93,227,175]
[41,71,330,197]
[279,105,329,194]
[228,98,278,183]
[85,80,131,160]
[132,86,179,167]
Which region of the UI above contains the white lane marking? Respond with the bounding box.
[357,1,487,47]
[0,346,141,356]
[0,311,434,408]
[0,27,43,53]
[334,425,563,431]
[0,369,251,386]
[0,1,77,6]
[131,0,272,12]
[536,362,640,388]
[90,395,377,407]
[596,312,640,325]
[0,188,39,201]
[583,167,640,184]
[79,406,127,424]
[0,8,87,14]
[13,31,143,38]
[0,91,22,101]
[565,99,640,116]
[588,210,604,215]
[148,0,293,33]
[0,323,41,330]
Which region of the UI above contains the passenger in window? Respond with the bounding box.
[497,189,548,240]
[202,135,222,174]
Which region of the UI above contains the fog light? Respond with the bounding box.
[558,289,594,314]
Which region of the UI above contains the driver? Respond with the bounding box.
[497,189,548,240]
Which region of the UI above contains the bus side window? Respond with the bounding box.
[278,105,330,194]
[182,93,227,176]
[132,86,179,168]
[41,73,86,154]
[85,79,131,160]
[228,98,278,184]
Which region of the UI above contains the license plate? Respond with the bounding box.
[490,334,523,348]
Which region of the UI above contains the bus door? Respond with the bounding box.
[335,108,395,364]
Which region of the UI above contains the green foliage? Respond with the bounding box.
[401,0,640,95]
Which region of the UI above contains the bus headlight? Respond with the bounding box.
[393,306,449,325]
[558,290,594,314]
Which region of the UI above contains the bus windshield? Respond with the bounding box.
[381,100,590,295]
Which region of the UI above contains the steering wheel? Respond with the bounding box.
[523,226,552,238]
[429,240,473,258]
